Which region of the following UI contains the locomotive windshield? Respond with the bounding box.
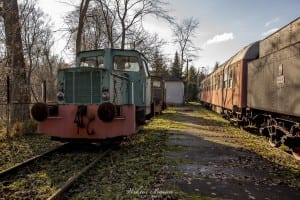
[80,56,104,68]
[113,56,140,72]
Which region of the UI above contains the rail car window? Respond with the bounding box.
[223,69,233,89]
[80,56,104,68]
[228,69,233,88]
[113,56,140,72]
[224,71,228,88]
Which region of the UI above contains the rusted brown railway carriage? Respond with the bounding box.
[200,17,300,159]
[200,42,259,115]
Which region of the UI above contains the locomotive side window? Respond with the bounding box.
[113,56,140,72]
[80,56,104,68]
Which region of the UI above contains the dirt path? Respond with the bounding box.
[164,106,300,199]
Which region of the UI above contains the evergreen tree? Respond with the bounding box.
[170,51,182,79]
[213,61,219,71]
[187,65,198,101]
[151,48,168,76]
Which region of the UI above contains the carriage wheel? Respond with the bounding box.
[267,119,281,147]
[268,136,281,147]
[291,132,300,160]
[291,147,300,160]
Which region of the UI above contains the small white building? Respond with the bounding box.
[164,78,185,105]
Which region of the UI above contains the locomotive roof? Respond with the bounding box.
[77,48,148,60]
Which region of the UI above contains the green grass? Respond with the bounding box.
[0,119,38,141]
[63,108,194,199]
[65,130,179,199]
[0,134,61,172]
[2,105,299,199]
[183,105,300,187]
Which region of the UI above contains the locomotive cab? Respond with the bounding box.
[110,49,152,123]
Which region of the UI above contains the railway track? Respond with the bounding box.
[0,143,69,179]
[48,148,113,200]
[0,142,117,199]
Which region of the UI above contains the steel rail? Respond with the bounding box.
[47,148,113,200]
[0,143,68,179]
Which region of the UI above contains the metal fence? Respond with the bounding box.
[0,76,53,134]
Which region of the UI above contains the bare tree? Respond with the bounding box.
[126,26,166,61]
[172,17,199,72]
[64,0,108,52]
[64,0,172,52]
[76,0,91,53]
[95,0,117,48]
[19,0,61,102]
[172,17,199,101]
[113,0,172,49]
[1,0,29,124]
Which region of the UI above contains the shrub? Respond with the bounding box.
[10,120,38,138]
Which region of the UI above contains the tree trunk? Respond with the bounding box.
[121,34,125,49]
[76,0,91,54]
[2,0,30,125]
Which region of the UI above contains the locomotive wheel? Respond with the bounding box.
[291,147,300,160]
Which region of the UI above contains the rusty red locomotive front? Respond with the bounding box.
[31,48,156,141]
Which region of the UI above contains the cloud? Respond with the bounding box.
[262,28,279,37]
[265,17,280,27]
[204,33,234,46]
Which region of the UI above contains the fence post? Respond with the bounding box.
[6,76,10,137]
[42,80,47,103]
[7,76,10,104]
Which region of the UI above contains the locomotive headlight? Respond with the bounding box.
[57,91,65,102]
[102,88,110,101]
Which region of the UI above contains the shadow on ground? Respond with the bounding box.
[166,132,300,200]
[163,106,300,200]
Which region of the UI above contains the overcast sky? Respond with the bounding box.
[38,0,300,72]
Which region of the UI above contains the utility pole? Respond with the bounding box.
[185,58,192,101]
